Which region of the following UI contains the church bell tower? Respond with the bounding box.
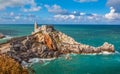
[34,21,38,32]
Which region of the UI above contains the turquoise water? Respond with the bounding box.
[0,24,120,74]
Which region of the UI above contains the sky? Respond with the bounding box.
[0,0,120,24]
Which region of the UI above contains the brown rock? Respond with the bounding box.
[0,33,5,39]
[0,54,29,74]
[98,42,115,52]
[44,34,57,50]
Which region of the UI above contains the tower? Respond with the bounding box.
[34,21,38,32]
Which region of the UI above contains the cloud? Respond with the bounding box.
[45,4,96,17]
[54,14,75,20]
[105,7,120,20]
[0,0,41,12]
[52,5,120,24]
[53,12,102,24]
[107,0,120,13]
[44,4,106,24]
[44,4,68,14]
[0,12,40,24]
[105,0,120,23]
[44,4,102,23]
[74,0,98,3]
[23,6,41,12]
[10,12,14,16]
[15,16,20,20]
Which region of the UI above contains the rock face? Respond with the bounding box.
[0,54,29,74]
[0,24,115,66]
[0,33,5,39]
[97,42,114,52]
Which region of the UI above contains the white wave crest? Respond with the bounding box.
[80,51,114,55]
[22,58,56,67]
[1,35,12,40]
[101,51,113,55]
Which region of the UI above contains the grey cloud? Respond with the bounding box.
[0,0,41,12]
[0,12,39,23]
[44,4,68,15]
[45,4,94,17]
[107,0,120,13]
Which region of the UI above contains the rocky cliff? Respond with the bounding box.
[0,25,115,67]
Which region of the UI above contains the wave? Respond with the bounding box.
[21,58,56,67]
[100,51,114,55]
[79,51,115,55]
[115,51,120,54]
[0,35,12,40]
[21,51,120,67]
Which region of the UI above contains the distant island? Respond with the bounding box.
[0,23,115,74]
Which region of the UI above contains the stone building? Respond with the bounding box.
[32,22,54,34]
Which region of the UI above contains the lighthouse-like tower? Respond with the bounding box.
[32,22,39,34]
[34,21,38,32]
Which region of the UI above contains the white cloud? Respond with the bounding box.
[0,0,41,12]
[23,6,41,12]
[69,15,75,19]
[105,7,120,20]
[15,16,20,19]
[54,14,75,20]
[80,12,86,16]
[74,0,98,3]
[0,0,31,9]
[87,14,100,20]
[44,4,67,14]
[10,12,14,16]
[53,13,102,23]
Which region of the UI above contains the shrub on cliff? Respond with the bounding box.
[0,54,28,74]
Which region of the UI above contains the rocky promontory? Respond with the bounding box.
[0,24,115,67]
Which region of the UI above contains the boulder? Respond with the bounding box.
[53,51,60,57]
[0,33,5,39]
[24,40,32,49]
[47,51,54,58]
[98,42,115,52]
[81,48,94,54]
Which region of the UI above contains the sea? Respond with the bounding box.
[0,24,120,74]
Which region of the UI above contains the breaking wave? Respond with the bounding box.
[3,35,12,39]
[22,58,56,67]
[0,35,12,40]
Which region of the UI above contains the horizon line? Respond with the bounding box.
[0,24,120,25]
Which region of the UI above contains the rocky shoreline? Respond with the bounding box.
[0,24,115,73]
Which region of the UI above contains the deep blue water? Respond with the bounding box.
[0,24,120,74]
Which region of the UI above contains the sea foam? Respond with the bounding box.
[1,35,12,40]
[22,58,56,67]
